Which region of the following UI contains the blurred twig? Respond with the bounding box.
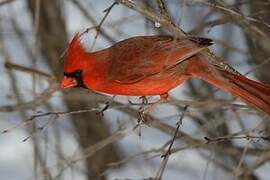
[72,0,116,43]
[197,0,270,54]
[5,61,51,79]
[155,105,188,179]
[0,0,15,6]
[0,62,57,112]
[156,0,170,19]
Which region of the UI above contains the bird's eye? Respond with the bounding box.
[75,70,82,75]
[64,70,82,78]
[73,70,82,78]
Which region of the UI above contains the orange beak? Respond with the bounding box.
[60,77,78,89]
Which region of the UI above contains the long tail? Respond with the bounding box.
[188,59,270,115]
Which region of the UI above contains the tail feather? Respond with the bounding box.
[189,60,270,115]
[219,70,270,114]
[188,36,213,47]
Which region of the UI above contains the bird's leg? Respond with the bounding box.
[139,96,149,105]
[137,96,149,124]
[138,93,169,124]
[128,96,150,105]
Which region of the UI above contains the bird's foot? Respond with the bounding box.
[136,96,152,125]
[139,96,149,105]
[128,96,150,105]
[137,104,156,125]
[136,94,169,125]
[137,109,151,125]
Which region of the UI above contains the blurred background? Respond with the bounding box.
[0,0,270,179]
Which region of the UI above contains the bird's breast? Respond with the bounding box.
[93,71,188,96]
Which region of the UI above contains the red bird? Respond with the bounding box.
[61,33,270,115]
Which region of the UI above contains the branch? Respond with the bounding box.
[5,61,51,79]
[72,0,116,43]
[0,62,57,112]
[0,82,58,112]
[197,1,270,54]
[155,105,188,179]
[156,0,170,20]
[115,0,240,76]
[0,0,16,6]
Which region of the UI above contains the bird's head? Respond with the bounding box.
[60,33,89,89]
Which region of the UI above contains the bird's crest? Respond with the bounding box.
[68,33,85,55]
[64,33,88,73]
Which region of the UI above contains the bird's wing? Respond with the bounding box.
[107,35,212,84]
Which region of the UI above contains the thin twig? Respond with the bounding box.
[155,105,188,179]
[91,2,118,50]
[22,114,58,142]
[0,0,16,6]
[31,0,41,97]
[156,0,170,19]
[234,139,250,178]
[1,63,57,112]
[5,61,52,79]
[71,0,116,43]
[52,126,132,179]
[204,135,270,144]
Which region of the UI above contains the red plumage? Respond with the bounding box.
[61,33,270,115]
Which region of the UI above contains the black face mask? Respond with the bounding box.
[64,70,87,89]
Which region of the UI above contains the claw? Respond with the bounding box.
[139,96,148,105]
[129,96,150,105]
[137,94,169,125]
[137,107,152,125]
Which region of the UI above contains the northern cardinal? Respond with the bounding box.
[60,33,270,115]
